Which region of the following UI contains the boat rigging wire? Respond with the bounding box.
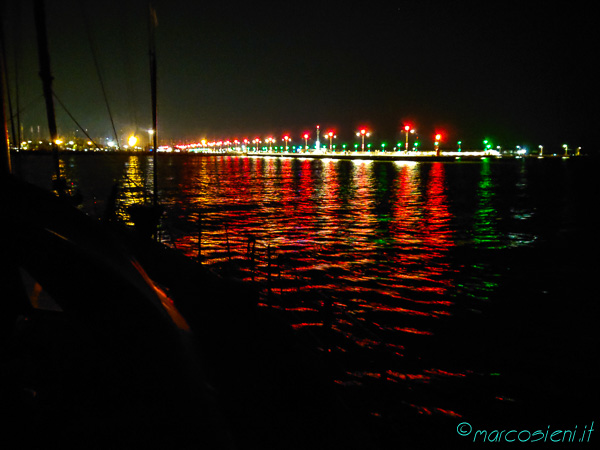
[52,90,102,151]
[79,0,121,151]
[8,94,44,121]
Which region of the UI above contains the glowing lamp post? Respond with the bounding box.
[356,128,371,152]
[326,131,335,152]
[303,133,309,152]
[316,125,321,151]
[403,125,415,151]
[283,135,290,152]
[434,133,442,156]
[563,144,568,157]
[266,137,275,151]
[483,139,493,154]
[128,135,138,150]
[147,129,155,151]
[457,141,462,152]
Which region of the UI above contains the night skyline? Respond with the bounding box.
[2,1,596,153]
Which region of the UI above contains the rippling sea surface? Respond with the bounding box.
[15,153,599,448]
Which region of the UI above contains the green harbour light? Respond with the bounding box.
[483,139,492,153]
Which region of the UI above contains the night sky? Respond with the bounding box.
[2,0,597,153]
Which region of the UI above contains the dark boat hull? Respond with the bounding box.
[1,176,375,449]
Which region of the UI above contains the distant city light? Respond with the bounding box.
[15,118,582,159]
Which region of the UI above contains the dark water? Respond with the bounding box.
[14,153,600,448]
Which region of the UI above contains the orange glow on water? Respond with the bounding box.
[390,327,434,335]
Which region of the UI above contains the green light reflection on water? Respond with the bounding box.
[471,159,504,250]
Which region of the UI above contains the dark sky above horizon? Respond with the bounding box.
[2,0,597,152]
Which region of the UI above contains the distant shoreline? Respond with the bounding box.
[10,149,586,162]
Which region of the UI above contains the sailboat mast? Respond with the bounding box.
[0,14,11,175]
[149,4,158,208]
[33,0,59,181]
[0,19,16,152]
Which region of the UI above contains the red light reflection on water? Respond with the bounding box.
[168,155,459,326]
[406,404,463,418]
[158,155,471,417]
